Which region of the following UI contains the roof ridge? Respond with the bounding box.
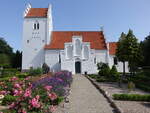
[52,31,102,32]
[45,31,107,50]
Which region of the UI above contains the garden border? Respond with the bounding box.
[85,75,123,113]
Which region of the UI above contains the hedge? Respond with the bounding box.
[113,94,150,101]
[135,84,150,92]
[0,68,19,77]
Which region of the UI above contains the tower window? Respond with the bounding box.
[27,40,29,43]
[33,23,36,30]
[33,21,39,30]
[37,23,39,30]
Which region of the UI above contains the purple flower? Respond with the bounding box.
[32,71,72,96]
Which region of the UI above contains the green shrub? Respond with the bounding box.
[15,72,29,78]
[1,68,18,77]
[136,84,150,92]
[96,77,107,82]
[42,63,50,74]
[110,65,120,80]
[113,94,150,101]
[0,77,11,82]
[2,95,17,105]
[53,97,64,105]
[0,109,16,113]
[97,62,110,76]
[88,74,98,79]
[131,69,150,92]
[127,81,135,91]
[28,67,43,76]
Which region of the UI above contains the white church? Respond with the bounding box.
[22,4,129,74]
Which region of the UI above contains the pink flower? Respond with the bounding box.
[25,76,30,80]
[14,83,21,89]
[13,89,22,96]
[44,85,52,91]
[36,95,40,100]
[24,89,31,98]
[9,102,15,109]
[28,82,32,88]
[49,105,56,112]
[0,90,7,95]
[22,109,27,113]
[30,96,40,108]
[11,76,18,81]
[48,92,57,101]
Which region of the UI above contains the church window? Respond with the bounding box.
[94,57,96,64]
[114,57,118,65]
[37,23,39,30]
[27,40,29,43]
[33,23,36,30]
[59,53,61,63]
[33,21,39,30]
[75,39,81,56]
[66,45,73,59]
[83,46,89,59]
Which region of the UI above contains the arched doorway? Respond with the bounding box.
[75,61,81,74]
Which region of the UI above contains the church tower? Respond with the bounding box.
[22,4,53,70]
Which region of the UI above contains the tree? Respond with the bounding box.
[0,54,11,67]
[116,30,142,76]
[0,38,14,68]
[116,32,128,77]
[12,50,22,69]
[125,30,142,75]
[0,38,22,69]
[140,34,150,66]
[0,38,13,55]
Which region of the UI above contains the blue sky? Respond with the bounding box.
[0,0,150,51]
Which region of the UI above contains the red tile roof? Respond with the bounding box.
[109,42,118,55]
[25,8,48,18]
[44,31,107,50]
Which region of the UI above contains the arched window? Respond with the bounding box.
[75,39,81,56]
[83,46,89,59]
[59,53,61,63]
[66,46,73,59]
[114,57,118,65]
[37,23,39,30]
[94,57,96,64]
[33,23,36,30]
[33,21,39,30]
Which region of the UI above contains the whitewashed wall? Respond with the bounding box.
[45,50,61,72]
[61,50,74,73]
[95,50,107,63]
[22,6,53,70]
[109,55,129,72]
[22,18,48,69]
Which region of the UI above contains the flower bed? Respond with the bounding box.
[0,70,72,113]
